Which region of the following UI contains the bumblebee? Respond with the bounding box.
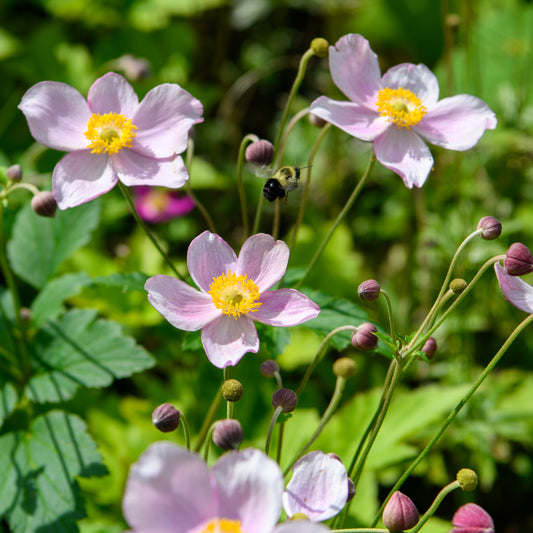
[252,164,311,202]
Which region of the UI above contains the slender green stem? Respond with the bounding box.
[194,386,223,452]
[371,312,533,526]
[284,376,346,476]
[273,49,315,155]
[265,406,283,456]
[236,134,259,238]
[295,153,375,289]
[410,480,460,533]
[289,122,332,252]
[350,360,402,487]
[296,325,359,397]
[0,181,40,198]
[276,421,285,464]
[179,413,191,450]
[184,138,217,233]
[380,289,398,354]
[275,107,310,168]
[203,424,216,462]
[0,203,31,380]
[119,182,184,280]
[408,229,483,349]
[272,197,281,240]
[252,189,266,235]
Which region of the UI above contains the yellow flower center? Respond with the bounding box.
[85,112,137,155]
[375,87,427,129]
[208,271,262,319]
[201,518,245,533]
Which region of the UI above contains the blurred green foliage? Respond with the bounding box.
[0,0,532,532]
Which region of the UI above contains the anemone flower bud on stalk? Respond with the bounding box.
[212,419,244,450]
[504,243,533,276]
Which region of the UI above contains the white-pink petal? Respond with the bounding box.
[329,33,382,108]
[415,94,497,151]
[145,274,220,331]
[18,81,91,151]
[381,63,440,108]
[112,150,189,189]
[87,72,139,116]
[310,97,388,142]
[187,231,237,293]
[373,127,434,188]
[52,150,117,209]
[282,451,348,522]
[212,448,283,533]
[254,289,320,327]
[122,442,217,533]
[274,522,330,533]
[201,315,259,368]
[494,262,533,314]
[132,83,204,159]
[235,234,289,291]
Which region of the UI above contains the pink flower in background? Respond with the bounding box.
[133,186,195,223]
[145,231,320,368]
[18,72,203,209]
[122,442,330,533]
[494,262,533,313]
[282,451,349,521]
[310,34,497,188]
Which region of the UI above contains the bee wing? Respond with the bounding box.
[247,162,275,179]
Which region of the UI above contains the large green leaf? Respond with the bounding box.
[7,200,100,289]
[26,308,154,403]
[0,410,106,533]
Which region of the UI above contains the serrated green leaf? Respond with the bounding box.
[7,200,100,289]
[256,322,291,358]
[0,410,106,533]
[31,272,91,326]
[26,308,154,403]
[91,272,148,292]
[301,289,369,350]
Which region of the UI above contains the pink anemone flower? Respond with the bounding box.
[133,185,195,223]
[145,231,320,368]
[451,503,495,533]
[18,72,203,209]
[282,451,349,522]
[122,442,330,533]
[310,34,497,188]
[494,262,533,313]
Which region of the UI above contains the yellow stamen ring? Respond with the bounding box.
[85,112,137,155]
[208,271,262,319]
[375,87,427,129]
[201,518,245,533]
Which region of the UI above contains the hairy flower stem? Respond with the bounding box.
[0,203,31,381]
[284,375,347,476]
[335,359,402,529]
[295,153,375,289]
[297,325,359,397]
[184,137,217,233]
[332,529,389,533]
[194,387,223,452]
[119,182,184,281]
[403,256,502,359]
[236,133,259,239]
[408,229,483,349]
[289,121,332,252]
[265,405,283,457]
[380,289,399,353]
[411,480,460,533]
[273,49,315,157]
[180,413,191,451]
[372,312,533,526]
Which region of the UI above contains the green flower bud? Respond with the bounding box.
[311,38,329,58]
[456,468,478,492]
[450,278,467,294]
[333,357,357,379]
[221,379,244,402]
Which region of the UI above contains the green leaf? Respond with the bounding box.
[0,410,106,533]
[301,289,369,350]
[26,308,154,403]
[31,272,91,326]
[91,272,149,292]
[7,200,101,289]
[0,381,18,429]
